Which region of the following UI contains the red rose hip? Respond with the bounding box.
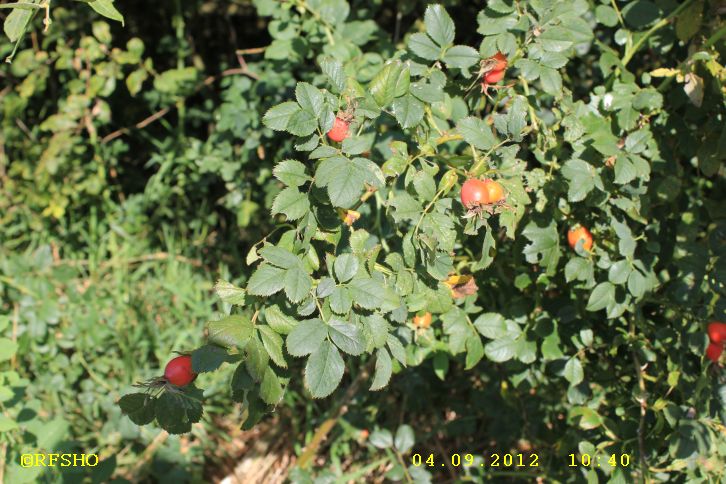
[327,117,350,142]
[706,342,723,363]
[164,355,197,387]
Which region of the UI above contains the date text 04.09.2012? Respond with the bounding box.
[411,453,539,468]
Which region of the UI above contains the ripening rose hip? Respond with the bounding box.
[706,342,723,363]
[413,312,432,329]
[568,226,593,252]
[483,68,506,85]
[164,355,196,387]
[460,178,490,208]
[491,52,508,71]
[484,179,505,203]
[707,322,726,344]
[327,117,350,142]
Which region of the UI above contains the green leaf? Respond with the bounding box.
[586,282,615,312]
[214,279,246,306]
[387,334,407,366]
[247,263,286,297]
[118,393,156,425]
[305,340,345,398]
[562,159,598,202]
[271,187,310,220]
[206,314,254,348]
[408,32,441,60]
[259,245,300,270]
[473,313,507,339]
[394,424,415,453]
[484,338,517,362]
[334,253,359,283]
[348,277,385,310]
[675,0,703,41]
[320,57,346,93]
[328,318,365,355]
[442,45,480,69]
[3,1,36,42]
[286,109,318,137]
[191,344,228,372]
[564,357,584,385]
[263,102,301,131]
[273,159,310,187]
[608,260,632,285]
[369,429,393,448]
[329,285,353,314]
[0,338,18,362]
[369,62,410,108]
[392,95,425,129]
[627,268,647,298]
[456,116,496,150]
[539,26,573,52]
[245,335,270,380]
[465,335,484,369]
[286,318,328,357]
[522,221,561,275]
[284,265,313,303]
[264,305,297,335]
[89,0,124,25]
[295,82,324,117]
[258,325,287,368]
[155,392,201,434]
[0,414,18,432]
[260,367,285,404]
[424,4,455,47]
[316,157,370,208]
[370,348,393,390]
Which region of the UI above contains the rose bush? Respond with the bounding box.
[2,0,725,481]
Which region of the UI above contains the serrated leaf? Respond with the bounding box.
[456,116,496,150]
[522,221,561,275]
[258,325,287,368]
[263,101,300,131]
[424,4,455,47]
[305,340,344,398]
[562,159,598,201]
[586,282,615,312]
[207,315,254,348]
[247,264,286,297]
[564,357,584,385]
[473,312,507,339]
[191,344,228,372]
[329,285,353,314]
[4,1,36,42]
[286,318,328,357]
[271,187,310,220]
[214,279,246,306]
[259,245,301,269]
[484,337,517,362]
[408,32,441,60]
[369,62,410,108]
[273,159,310,187]
[284,265,313,303]
[348,277,385,310]
[387,334,407,366]
[442,45,479,69]
[334,253,359,283]
[328,318,365,355]
[295,82,324,117]
[260,367,285,404]
[118,393,156,425]
[287,109,318,137]
[394,425,415,453]
[320,57,346,93]
[392,94,425,129]
[264,305,297,335]
[370,348,392,390]
[89,0,124,25]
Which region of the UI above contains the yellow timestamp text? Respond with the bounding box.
[412,452,539,468]
[568,453,631,468]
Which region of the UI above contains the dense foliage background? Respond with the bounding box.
[1,0,724,482]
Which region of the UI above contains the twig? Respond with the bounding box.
[235,47,267,55]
